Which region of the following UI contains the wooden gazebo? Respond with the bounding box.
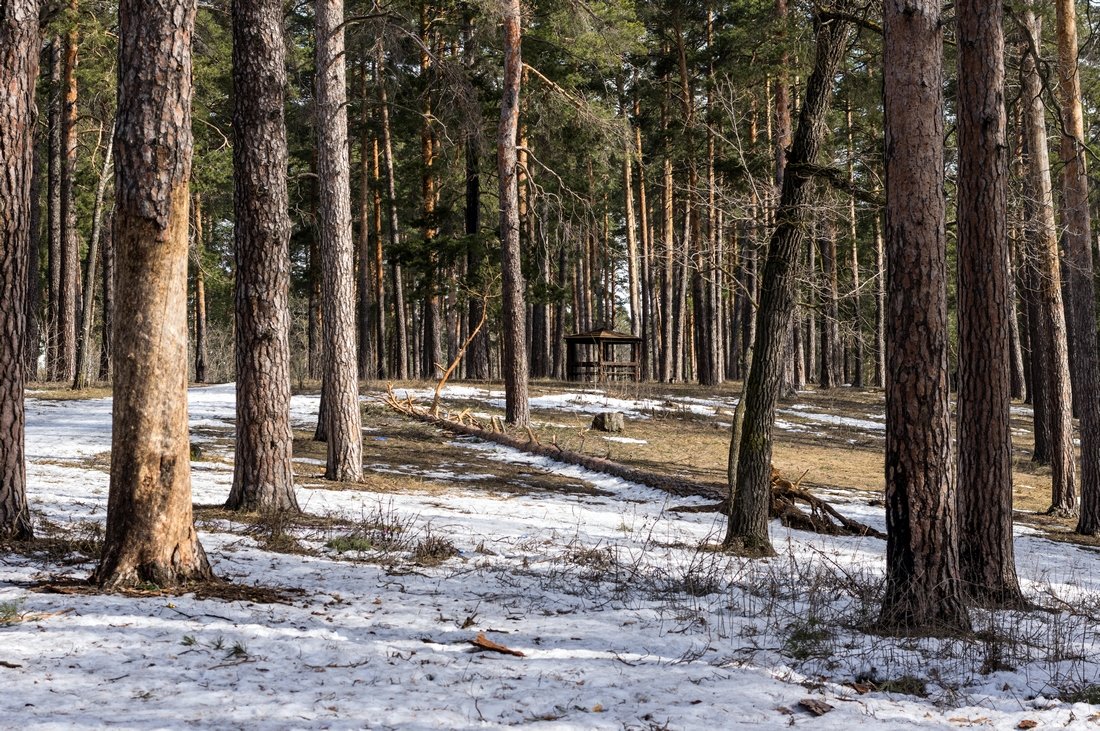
[564,329,642,383]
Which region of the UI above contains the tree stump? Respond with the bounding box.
[591,412,625,432]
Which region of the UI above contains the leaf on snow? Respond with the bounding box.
[798,698,834,716]
[469,632,525,657]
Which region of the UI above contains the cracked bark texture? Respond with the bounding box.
[0,0,40,540]
[498,0,529,427]
[57,3,79,383]
[315,0,363,482]
[955,0,1023,608]
[880,0,969,631]
[94,0,213,587]
[1052,0,1100,534]
[225,0,298,513]
[1020,7,1075,514]
[723,16,850,556]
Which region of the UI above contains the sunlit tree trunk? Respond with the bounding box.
[95,0,213,587]
[1021,6,1074,510]
[499,0,529,425]
[1052,0,1100,533]
[315,0,363,481]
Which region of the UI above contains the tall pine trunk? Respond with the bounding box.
[0,0,40,540]
[1052,0,1100,533]
[315,0,363,482]
[225,0,298,513]
[73,136,113,390]
[955,0,1023,607]
[191,193,208,383]
[723,16,851,556]
[499,0,529,425]
[57,6,79,383]
[1021,7,1075,511]
[879,0,969,631]
[95,0,213,587]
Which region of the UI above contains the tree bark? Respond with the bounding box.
[955,0,1023,607]
[879,0,969,631]
[499,0,529,426]
[819,215,840,388]
[315,0,363,482]
[191,193,208,384]
[723,16,851,556]
[46,39,62,381]
[73,136,113,390]
[357,64,374,381]
[1021,7,1075,510]
[98,209,114,381]
[846,101,864,388]
[873,206,885,388]
[0,0,39,540]
[24,130,42,382]
[95,0,213,587]
[377,60,408,380]
[225,0,298,513]
[57,4,79,383]
[1051,0,1100,533]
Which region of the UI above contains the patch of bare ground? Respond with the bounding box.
[27,576,305,605]
[368,380,1090,542]
[292,406,613,501]
[26,384,113,400]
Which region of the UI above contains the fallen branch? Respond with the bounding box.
[382,390,884,539]
[383,389,725,501]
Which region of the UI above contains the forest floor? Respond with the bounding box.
[2,379,1099,729]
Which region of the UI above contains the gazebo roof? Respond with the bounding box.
[564,328,642,344]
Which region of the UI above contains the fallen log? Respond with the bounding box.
[381,390,883,539]
[383,389,724,501]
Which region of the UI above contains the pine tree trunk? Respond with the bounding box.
[955,0,1023,607]
[1052,0,1100,533]
[873,206,885,388]
[98,209,113,381]
[307,231,322,380]
[723,16,851,557]
[357,65,374,381]
[0,0,39,540]
[73,136,113,390]
[95,0,213,587]
[57,7,79,383]
[315,0,363,482]
[1021,6,1074,507]
[660,146,674,382]
[420,2,441,381]
[377,61,407,380]
[499,0,529,426]
[225,0,298,513]
[846,102,864,388]
[819,216,840,388]
[623,108,642,337]
[464,122,488,380]
[879,0,969,631]
[371,134,386,380]
[25,134,42,381]
[191,193,208,384]
[46,39,62,381]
